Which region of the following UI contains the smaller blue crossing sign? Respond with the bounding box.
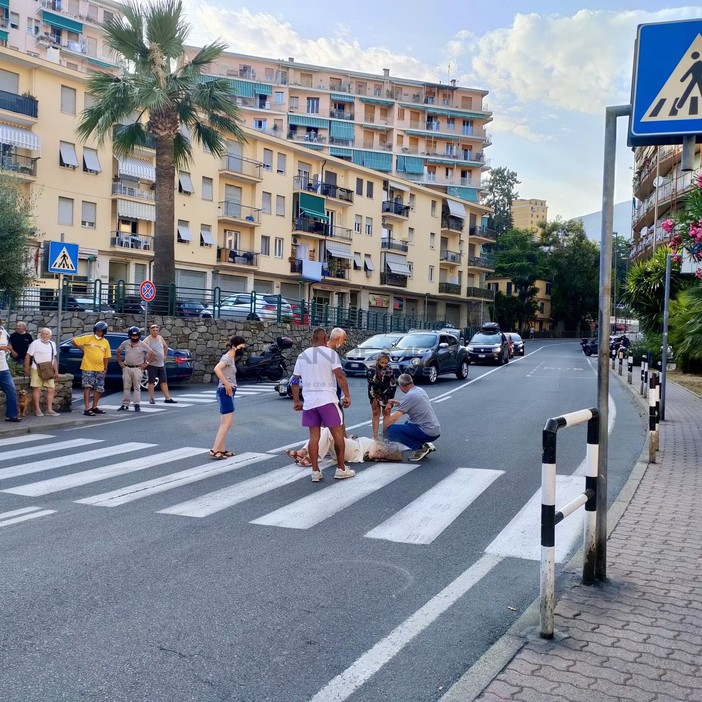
[629,19,702,146]
[139,279,156,302]
[46,241,79,275]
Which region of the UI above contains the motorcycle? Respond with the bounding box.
[580,337,598,356]
[276,375,302,400]
[235,336,294,382]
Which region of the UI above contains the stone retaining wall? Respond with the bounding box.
[0,373,73,416]
[3,312,375,384]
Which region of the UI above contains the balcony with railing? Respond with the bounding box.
[319,182,354,204]
[407,173,481,188]
[380,238,409,252]
[438,282,462,295]
[220,249,259,266]
[330,109,355,120]
[469,226,497,241]
[380,272,408,288]
[466,286,495,301]
[220,155,263,181]
[293,217,353,241]
[382,200,410,218]
[111,232,153,251]
[0,90,39,119]
[467,256,494,269]
[324,257,352,279]
[0,153,38,177]
[439,250,462,264]
[111,182,155,201]
[287,132,327,144]
[218,201,261,225]
[441,216,464,233]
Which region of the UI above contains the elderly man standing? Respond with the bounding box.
[9,321,33,365]
[384,373,440,461]
[291,327,355,482]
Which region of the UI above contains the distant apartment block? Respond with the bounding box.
[485,276,553,332]
[511,198,547,234]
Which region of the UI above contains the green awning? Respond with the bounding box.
[404,129,460,139]
[426,157,460,166]
[253,82,272,96]
[447,186,479,202]
[302,142,325,150]
[331,93,354,103]
[42,10,83,33]
[352,150,392,172]
[0,0,8,9]
[299,193,328,220]
[330,121,354,139]
[362,123,389,130]
[399,103,426,111]
[396,155,424,175]
[359,97,394,106]
[85,57,114,69]
[330,147,353,158]
[288,115,329,129]
[0,30,7,42]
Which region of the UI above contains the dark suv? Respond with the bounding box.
[466,323,510,365]
[389,330,469,383]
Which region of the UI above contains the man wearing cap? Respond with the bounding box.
[116,327,154,412]
[144,324,177,404]
[71,321,112,416]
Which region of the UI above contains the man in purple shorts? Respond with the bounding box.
[291,328,355,482]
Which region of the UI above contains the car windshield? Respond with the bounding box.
[471,333,502,343]
[359,335,399,349]
[511,334,523,342]
[395,334,436,349]
[221,296,249,306]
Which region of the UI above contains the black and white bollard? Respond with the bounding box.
[649,373,658,463]
[627,354,633,384]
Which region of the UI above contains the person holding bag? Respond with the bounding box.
[25,328,59,416]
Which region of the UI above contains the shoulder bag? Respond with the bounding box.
[36,343,55,381]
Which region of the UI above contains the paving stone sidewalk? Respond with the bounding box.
[473,379,702,702]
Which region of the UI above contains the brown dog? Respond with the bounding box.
[17,389,30,417]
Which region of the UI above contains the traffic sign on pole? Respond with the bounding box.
[46,241,79,275]
[629,19,702,146]
[139,280,156,302]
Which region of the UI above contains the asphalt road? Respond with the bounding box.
[0,340,646,702]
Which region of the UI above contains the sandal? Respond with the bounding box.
[83,409,95,416]
[91,408,106,415]
[284,449,301,461]
[209,450,226,460]
[221,451,235,458]
[297,456,312,467]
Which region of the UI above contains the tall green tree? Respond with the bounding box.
[482,167,520,237]
[76,0,244,299]
[669,285,702,372]
[0,175,38,303]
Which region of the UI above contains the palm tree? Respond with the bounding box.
[76,0,244,306]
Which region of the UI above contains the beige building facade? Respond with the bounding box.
[1,3,497,326]
[510,198,548,234]
[485,276,553,332]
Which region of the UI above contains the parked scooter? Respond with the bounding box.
[580,337,598,356]
[236,336,294,382]
[276,375,302,401]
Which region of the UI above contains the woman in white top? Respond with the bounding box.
[24,328,59,416]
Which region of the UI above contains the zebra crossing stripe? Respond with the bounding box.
[0,442,154,481]
[158,464,310,518]
[365,468,504,544]
[97,404,193,412]
[75,452,271,507]
[0,434,55,448]
[2,447,205,497]
[0,438,99,468]
[0,506,56,527]
[250,463,417,530]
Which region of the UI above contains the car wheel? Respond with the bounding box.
[140,370,158,390]
[266,364,285,382]
[426,364,439,384]
[498,353,505,366]
[504,350,509,364]
[584,347,593,357]
[456,359,469,380]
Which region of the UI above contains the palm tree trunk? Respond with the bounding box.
[153,136,176,313]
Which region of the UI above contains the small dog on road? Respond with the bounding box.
[17,389,30,417]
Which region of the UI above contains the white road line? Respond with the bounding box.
[0,438,99,465]
[485,475,585,562]
[308,553,503,702]
[432,396,452,403]
[0,434,54,447]
[0,442,154,481]
[251,463,417,529]
[76,452,271,507]
[365,468,504,544]
[96,404,172,413]
[0,506,43,519]
[3,447,205,497]
[0,509,56,527]
[158,464,310,518]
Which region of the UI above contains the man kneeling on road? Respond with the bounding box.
[384,373,440,461]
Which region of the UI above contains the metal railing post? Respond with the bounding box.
[540,418,559,639]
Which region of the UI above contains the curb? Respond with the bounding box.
[439,365,652,702]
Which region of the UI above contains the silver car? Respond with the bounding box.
[342,333,403,375]
[209,294,293,321]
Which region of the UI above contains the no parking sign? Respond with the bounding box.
[139,280,156,302]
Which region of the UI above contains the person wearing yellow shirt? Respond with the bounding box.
[71,321,111,416]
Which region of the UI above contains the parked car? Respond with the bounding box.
[388,330,470,383]
[177,300,213,318]
[46,296,115,314]
[509,332,525,356]
[289,302,310,325]
[58,332,193,388]
[466,323,510,365]
[205,294,293,321]
[342,333,404,376]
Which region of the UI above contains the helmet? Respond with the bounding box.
[127,326,141,338]
[93,321,108,333]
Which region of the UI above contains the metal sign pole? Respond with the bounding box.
[660,253,672,420]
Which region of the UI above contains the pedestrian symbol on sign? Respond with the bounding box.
[643,33,702,121]
[49,246,77,272]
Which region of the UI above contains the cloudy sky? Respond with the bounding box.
[180,1,702,222]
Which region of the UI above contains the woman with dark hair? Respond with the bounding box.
[366,352,397,441]
[210,335,247,459]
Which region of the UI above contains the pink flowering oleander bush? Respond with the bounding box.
[662,171,702,279]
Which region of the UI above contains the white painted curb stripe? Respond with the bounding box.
[0,438,98,465]
[0,509,56,527]
[365,468,504,544]
[3,447,205,497]
[0,506,43,519]
[76,452,270,507]
[0,434,54,447]
[251,463,416,529]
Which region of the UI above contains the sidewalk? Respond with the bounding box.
[445,374,702,702]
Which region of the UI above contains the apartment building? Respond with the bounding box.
[511,198,547,234]
[0,4,497,326]
[485,276,553,332]
[185,49,492,206]
[631,143,702,261]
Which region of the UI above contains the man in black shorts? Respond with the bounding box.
[145,324,177,404]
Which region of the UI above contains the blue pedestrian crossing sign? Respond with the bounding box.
[46,241,79,275]
[629,19,702,146]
